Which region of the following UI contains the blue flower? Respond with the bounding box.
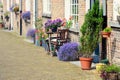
[44,18,62,29]
[26,28,36,38]
[22,11,30,20]
[58,42,79,61]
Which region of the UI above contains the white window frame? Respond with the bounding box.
[7,0,10,11]
[70,0,78,28]
[113,0,120,21]
[43,0,51,14]
[65,0,79,29]
[16,0,19,4]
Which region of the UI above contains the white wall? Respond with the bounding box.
[25,0,30,11]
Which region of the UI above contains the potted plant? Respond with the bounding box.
[4,11,10,21]
[13,6,19,15]
[44,18,62,32]
[26,28,36,44]
[34,18,43,46]
[21,11,31,23]
[79,0,103,70]
[62,17,73,29]
[100,64,120,80]
[57,42,79,61]
[101,27,112,38]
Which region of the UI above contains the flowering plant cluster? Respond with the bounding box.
[57,42,79,61]
[21,11,30,20]
[10,4,19,12]
[26,28,36,38]
[100,64,120,80]
[13,6,19,12]
[62,17,73,29]
[45,18,62,29]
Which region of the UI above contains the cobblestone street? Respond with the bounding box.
[0,30,101,80]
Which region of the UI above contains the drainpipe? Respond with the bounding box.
[101,0,107,60]
[20,0,22,35]
[10,0,13,30]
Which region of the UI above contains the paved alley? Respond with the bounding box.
[0,30,101,80]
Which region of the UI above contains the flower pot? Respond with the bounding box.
[101,31,111,38]
[107,72,118,80]
[79,57,93,70]
[96,63,106,73]
[0,23,3,28]
[51,27,57,32]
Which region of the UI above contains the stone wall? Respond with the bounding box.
[110,28,120,66]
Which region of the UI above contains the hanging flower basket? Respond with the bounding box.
[101,27,112,38]
[101,31,111,38]
[21,11,31,23]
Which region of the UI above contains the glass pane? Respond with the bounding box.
[72,5,75,14]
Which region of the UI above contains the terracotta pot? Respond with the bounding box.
[101,31,111,38]
[79,57,93,70]
[0,23,3,28]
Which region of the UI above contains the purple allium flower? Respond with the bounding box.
[58,42,79,61]
[26,28,36,38]
[22,11,31,20]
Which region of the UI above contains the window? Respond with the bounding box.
[7,0,10,11]
[65,0,79,29]
[16,0,19,4]
[113,0,120,21]
[43,0,51,14]
[86,0,95,13]
[70,0,78,25]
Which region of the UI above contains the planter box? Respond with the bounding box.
[101,31,111,38]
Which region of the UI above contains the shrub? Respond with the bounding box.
[80,0,103,57]
[57,42,79,61]
[26,28,36,38]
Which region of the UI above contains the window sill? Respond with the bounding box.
[69,28,79,33]
[109,21,120,28]
[42,13,51,18]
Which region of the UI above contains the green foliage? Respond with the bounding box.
[103,64,120,73]
[0,3,3,8]
[0,19,3,23]
[35,18,43,30]
[103,27,112,32]
[4,11,10,17]
[65,19,73,29]
[13,6,19,12]
[80,0,103,57]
